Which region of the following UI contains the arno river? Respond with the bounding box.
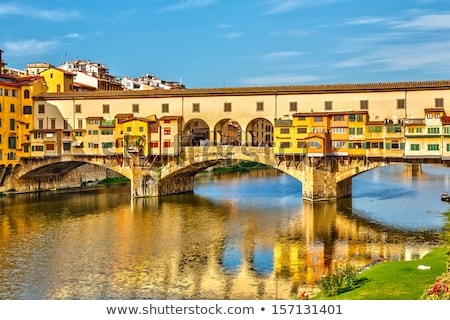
[0,164,448,300]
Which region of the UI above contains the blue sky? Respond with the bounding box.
[1,0,450,88]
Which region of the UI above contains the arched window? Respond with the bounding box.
[24,89,30,99]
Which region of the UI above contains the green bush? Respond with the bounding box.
[319,263,358,297]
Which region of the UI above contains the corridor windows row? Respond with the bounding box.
[58,96,449,118]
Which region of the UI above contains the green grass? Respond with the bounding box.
[100,177,131,184]
[316,246,448,300]
[210,161,269,173]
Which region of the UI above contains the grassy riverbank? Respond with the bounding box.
[314,245,448,300]
[313,210,450,300]
[208,161,270,173]
[99,176,131,185]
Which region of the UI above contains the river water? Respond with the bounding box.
[0,164,448,300]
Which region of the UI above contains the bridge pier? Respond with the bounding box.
[404,163,422,177]
[130,153,195,197]
[300,158,352,201]
[128,148,380,200]
[131,168,195,197]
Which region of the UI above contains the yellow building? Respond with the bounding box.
[71,129,86,155]
[114,113,134,155]
[122,116,158,157]
[18,76,47,159]
[302,112,331,157]
[366,121,385,158]
[40,67,74,93]
[384,120,405,159]
[330,112,350,156]
[347,111,369,157]
[275,111,369,157]
[30,129,61,158]
[274,118,295,154]
[1,77,21,163]
[1,75,47,165]
[83,117,115,156]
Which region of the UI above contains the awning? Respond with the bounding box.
[72,141,83,147]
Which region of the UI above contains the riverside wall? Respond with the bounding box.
[1,163,123,194]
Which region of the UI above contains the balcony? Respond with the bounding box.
[403,118,425,125]
[275,119,293,126]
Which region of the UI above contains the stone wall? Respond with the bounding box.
[2,163,119,193]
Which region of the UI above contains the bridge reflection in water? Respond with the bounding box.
[0,167,446,299]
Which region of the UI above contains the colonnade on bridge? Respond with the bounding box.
[3,81,450,199]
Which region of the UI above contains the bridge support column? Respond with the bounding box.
[131,167,195,197]
[404,163,422,177]
[130,153,195,197]
[301,158,352,201]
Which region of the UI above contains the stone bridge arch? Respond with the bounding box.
[129,146,391,200]
[1,156,131,193]
[2,147,390,200]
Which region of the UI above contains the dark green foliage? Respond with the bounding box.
[318,263,358,297]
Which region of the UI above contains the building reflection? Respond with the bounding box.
[0,182,444,300]
[273,198,441,295]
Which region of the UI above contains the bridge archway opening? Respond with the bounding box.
[246,118,273,147]
[214,119,242,146]
[182,119,210,146]
[0,164,14,187]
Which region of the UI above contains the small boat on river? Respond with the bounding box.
[441,192,450,202]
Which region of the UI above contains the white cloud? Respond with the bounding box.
[2,39,59,57]
[394,13,450,30]
[64,33,83,39]
[334,39,450,72]
[0,3,79,21]
[345,16,394,26]
[238,73,323,86]
[160,0,217,12]
[261,51,304,61]
[345,12,450,31]
[265,0,347,14]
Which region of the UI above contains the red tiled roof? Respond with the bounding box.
[44,67,74,75]
[115,113,134,118]
[121,117,157,123]
[424,107,445,112]
[34,80,450,100]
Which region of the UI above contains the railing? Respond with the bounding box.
[182,146,273,158]
[403,118,426,125]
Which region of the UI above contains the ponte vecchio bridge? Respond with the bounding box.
[3,81,450,200]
